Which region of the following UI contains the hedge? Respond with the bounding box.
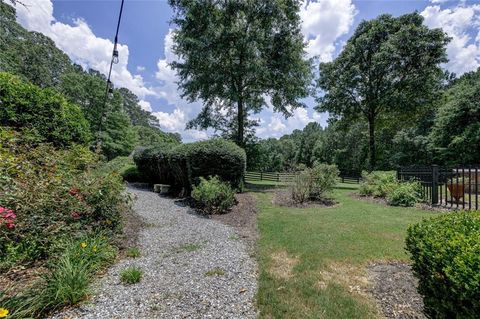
[406,211,480,318]
[134,139,246,192]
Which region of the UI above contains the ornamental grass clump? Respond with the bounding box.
[120,266,143,285]
[0,234,116,319]
[406,211,480,318]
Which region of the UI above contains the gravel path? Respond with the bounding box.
[52,186,258,319]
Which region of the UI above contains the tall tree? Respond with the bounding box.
[169,0,312,146]
[315,13,449,169]
[429,68,480,164]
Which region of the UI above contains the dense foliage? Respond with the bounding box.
[406,211,480,318]
[359,171,422,207]
[0,2,179,159]
[135,139,246,193]
[429,69,480,164]
[169,0,312,146]
[316,13,449,169]
[0,129,128,270]
[0,72,91,146]
[192,176,236,214]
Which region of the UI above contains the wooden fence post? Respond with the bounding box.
[432,165,439,205]
[260,172,263,181]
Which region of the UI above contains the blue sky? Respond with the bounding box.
[14,0,480,141]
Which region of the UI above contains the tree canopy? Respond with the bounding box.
[169,0,312,146]
[316,13,450,169]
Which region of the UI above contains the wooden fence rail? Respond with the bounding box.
[245,171,361,184]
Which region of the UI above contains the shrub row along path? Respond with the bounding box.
[52,186,258,319]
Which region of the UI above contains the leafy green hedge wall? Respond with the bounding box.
[406,211,480,318]
[134,139,246,192]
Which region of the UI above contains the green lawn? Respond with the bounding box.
[250,182,437,319]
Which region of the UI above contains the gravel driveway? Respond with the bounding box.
[52,186,258,319]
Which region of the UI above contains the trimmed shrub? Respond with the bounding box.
[0,72,91,146]
[183,139,246,191]
[191,176,236,214]
[134,139,246,193]
[386,181,422,207]
[406,211,480,318]
[133,143,177,185]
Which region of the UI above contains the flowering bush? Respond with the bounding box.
[0,207,16,230]
[0,128,128,270]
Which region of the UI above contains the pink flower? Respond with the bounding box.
[5,223,15,230]
[4,211,16,219]
[71,212,81,220]
[69,187,80,196]
[0,206,16,230]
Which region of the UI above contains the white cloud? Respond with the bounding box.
[255,108,323,139]
[138,100,152,112]
[421,4,480,75]
[300,0,357,61]
[136,66,146,72]
[14,0,155,99]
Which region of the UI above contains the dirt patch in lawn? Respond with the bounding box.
[367,262,426,319]
[211,192,258,250]
[269,250,299,280]
[272,189,337,209]
[317,262,370,295]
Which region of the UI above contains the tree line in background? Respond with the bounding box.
[0,2,180,159]
[170,2,479,172]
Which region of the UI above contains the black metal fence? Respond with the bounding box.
[397,165,480,210]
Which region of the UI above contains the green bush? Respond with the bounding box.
[133,143,177,184]
[191,176,236,214]
[290,164,339,204]
[0,130,128,270]
[406,211,480,318]
[135,139,246,193]
[359,171,397,197]
[0,72,91,146]
[0,234,117,319]
[386,181,422,207]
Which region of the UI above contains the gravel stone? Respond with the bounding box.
[51,186,258,319]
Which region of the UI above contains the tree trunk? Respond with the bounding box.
[237,98,244,147]
[368,116,376,171]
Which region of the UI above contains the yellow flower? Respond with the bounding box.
[80,242,87,249]
[0,308,9,318]
[92,246,97,252]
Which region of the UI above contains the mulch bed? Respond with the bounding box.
[211,193,258,251]
[368,262,426,319]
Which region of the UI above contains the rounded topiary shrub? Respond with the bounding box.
[185,139,246,191]
[406,211,480,318]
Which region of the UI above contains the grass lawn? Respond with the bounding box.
[249,181,437,319]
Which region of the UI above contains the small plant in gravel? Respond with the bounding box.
[120,267,143,285]
[205,267,225,277]
[178,243,202,252]
[126,247,141,258]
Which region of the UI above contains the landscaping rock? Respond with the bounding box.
[50,186,257,319]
